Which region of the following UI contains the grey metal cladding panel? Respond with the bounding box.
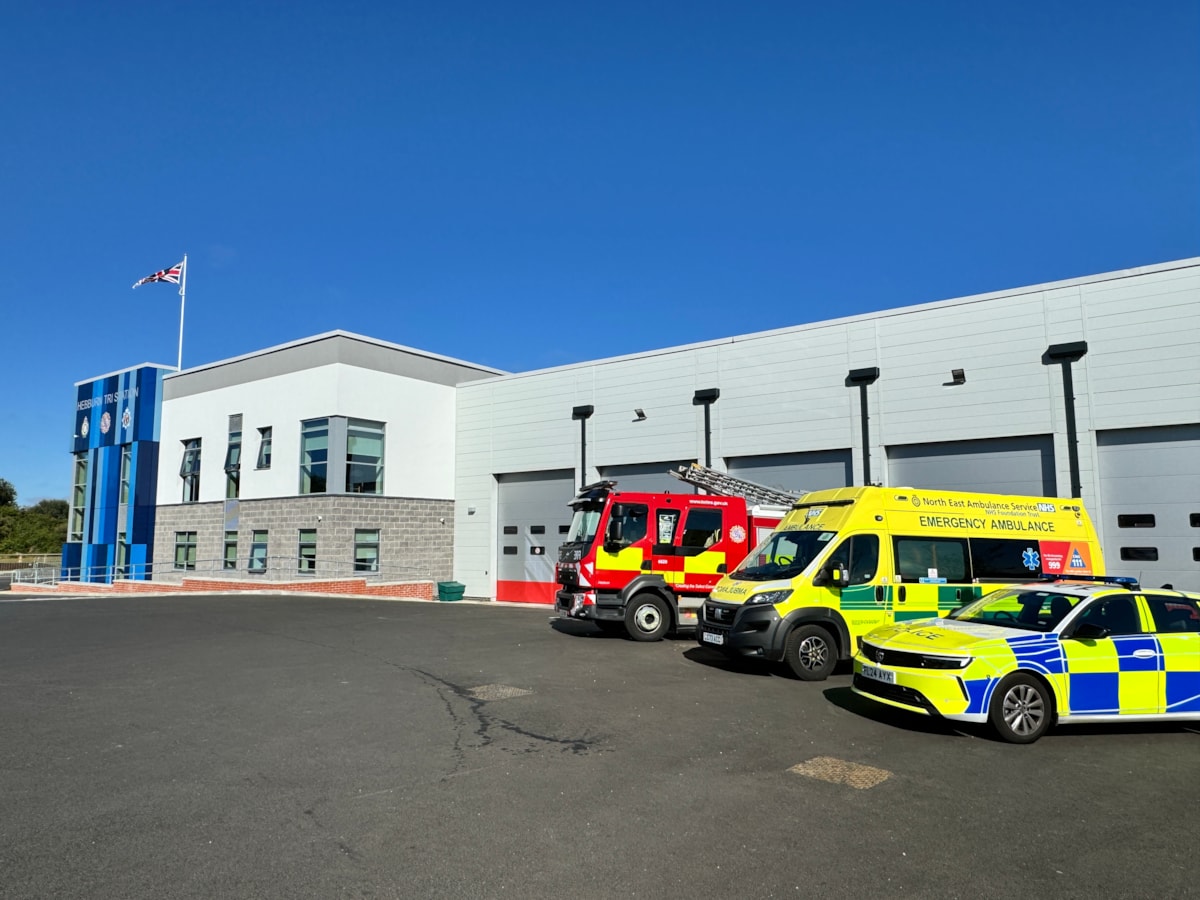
[886,435,1056,496]
[598,460,695,494]
[727,451,852,493]
[496,470,575,583]
[1096,425,1200,592]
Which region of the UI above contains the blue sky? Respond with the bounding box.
[1,1,1197,503]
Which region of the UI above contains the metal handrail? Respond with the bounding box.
[12,555,432,587]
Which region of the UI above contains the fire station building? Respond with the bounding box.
[65,257,1200,595]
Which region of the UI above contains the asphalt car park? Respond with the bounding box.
[1,593,1196,900]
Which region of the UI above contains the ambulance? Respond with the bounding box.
[696,486,1105,680]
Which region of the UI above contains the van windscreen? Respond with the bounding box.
[730,530,836,581]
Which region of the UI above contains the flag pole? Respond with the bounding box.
[177,254,188,371]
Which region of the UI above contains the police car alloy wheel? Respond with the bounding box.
[989,673,1053,744]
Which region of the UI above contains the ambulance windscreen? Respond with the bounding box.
[731,530,836,581]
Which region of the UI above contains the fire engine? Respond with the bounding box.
[553,464,800,640]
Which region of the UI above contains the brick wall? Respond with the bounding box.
[153,495,455,583]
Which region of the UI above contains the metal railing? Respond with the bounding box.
[11,555,433,587]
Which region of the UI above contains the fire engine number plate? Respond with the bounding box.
[701,631,725,646]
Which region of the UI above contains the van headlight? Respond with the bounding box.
[747,589,792,606]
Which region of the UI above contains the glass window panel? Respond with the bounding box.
[249,530,269,573]
[354,529,380,573]
[298,529,317,573]
[257,427,273,469]
[301,419,328,494]
[346,420,384,494]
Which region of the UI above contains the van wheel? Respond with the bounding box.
[625,594,671,642]
[784,624,836,681]
[988,673,1053,744]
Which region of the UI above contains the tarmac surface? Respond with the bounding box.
[1,592,1196,899]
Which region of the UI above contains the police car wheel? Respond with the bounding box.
[989,673,1053,744]
[784,624,836,681]
[625,594,671,642]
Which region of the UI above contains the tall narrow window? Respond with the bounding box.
[69,453,87,541]
[248,530,268,573]
[347,420,385,494]
[354,529,380,573]
[256,426,273,469]
[180,438,201,503]
[300,419,328,494]
[118,445,132,504]
[223,531,238,570]
[115,531,129,578]
[298,529,317,574]
[225,414,242,499]
[173,531,197,570]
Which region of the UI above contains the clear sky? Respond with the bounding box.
[1,1,1197,503]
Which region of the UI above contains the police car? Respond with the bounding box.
[852,577,1200,743]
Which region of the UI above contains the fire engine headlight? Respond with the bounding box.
[747,589,792,606]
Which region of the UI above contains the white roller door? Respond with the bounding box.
[887,435,1056,496]
[1097,425,1200,592]
[727,450,852,494]
[496,469,575,602]
[598,460,693,494]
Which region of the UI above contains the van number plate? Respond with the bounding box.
[860,665,895,684]
[701,631,725,646]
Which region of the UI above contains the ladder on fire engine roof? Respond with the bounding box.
[668,463,805,508]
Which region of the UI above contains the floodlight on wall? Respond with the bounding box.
[691,388,720,470]
[633,408,646,421]
[845,366,881,485]
[571,405,595,489]
[943,368,966,386]
[1043,341,1089,498]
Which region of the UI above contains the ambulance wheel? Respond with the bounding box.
[625,594,671,642]
[783,624,836,681]
[989,673,1053,744]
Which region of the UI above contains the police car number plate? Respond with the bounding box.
[860,664,895,684]
[701,631,725,646]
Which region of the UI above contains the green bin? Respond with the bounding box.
[437,581,466,602]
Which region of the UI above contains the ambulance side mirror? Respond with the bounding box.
[813,563,848,588]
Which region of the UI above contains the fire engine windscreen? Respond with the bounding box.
[565,505,603,544]
[730,530,838,581]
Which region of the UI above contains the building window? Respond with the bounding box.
[115,537,130,578]
[225,414,242,499]
[174,531,197,570]
[119,445,132,504]
[354,529,380,573]
[298,529,317,574]
[257,426,272,469]
[223,531,238,570]
[69,453,87,542]
[300,419,328,494]
[180,438,201,503]
[347,419,384,494]
[249,530,268,573]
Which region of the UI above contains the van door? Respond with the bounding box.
[892,535,972,622]
[822,534,889,634]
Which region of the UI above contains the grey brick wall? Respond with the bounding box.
[153,495,455,582]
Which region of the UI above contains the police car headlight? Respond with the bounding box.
[920,654,972,669]
[747,589,792,606]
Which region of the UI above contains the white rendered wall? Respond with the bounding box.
[454,259,1200,598]
[157,362,457,505]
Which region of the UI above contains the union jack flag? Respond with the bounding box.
[132,260,184,288]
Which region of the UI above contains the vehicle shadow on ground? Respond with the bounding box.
[548,620,704,642]
[681,646,777,676]
[822,685,976,738]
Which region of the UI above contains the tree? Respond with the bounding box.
[0,478,15,507]
[29,498,69,520]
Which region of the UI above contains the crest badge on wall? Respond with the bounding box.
[121,407,132,430]
[80,417,89,438]
[100,411,112,434]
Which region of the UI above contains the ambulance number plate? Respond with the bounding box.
[860,664,895,685]
[701,631,725,646]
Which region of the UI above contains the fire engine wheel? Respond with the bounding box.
[625,594,672,642]
[783,624,837,681]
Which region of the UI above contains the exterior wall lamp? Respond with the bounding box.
[1043,341,1088,498]
[845,367,881,485]
[571,405,594,489]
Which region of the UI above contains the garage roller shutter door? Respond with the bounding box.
[1097,425,1200,592]
[598,460,693,494]
[727,450,851,495]
[496,469,575,603]
[887,435,1056,496]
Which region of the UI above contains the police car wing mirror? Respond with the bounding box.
[1067,622,1110,641]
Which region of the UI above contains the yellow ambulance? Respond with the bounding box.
[696,486,1105,680]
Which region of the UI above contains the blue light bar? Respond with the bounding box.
[1041,574,1140,589]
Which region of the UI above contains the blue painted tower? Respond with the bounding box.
[61,364,172,582]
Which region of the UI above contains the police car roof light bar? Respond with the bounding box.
[1041,574,1140,590]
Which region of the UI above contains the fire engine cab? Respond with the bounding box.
[553,464,798,640]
